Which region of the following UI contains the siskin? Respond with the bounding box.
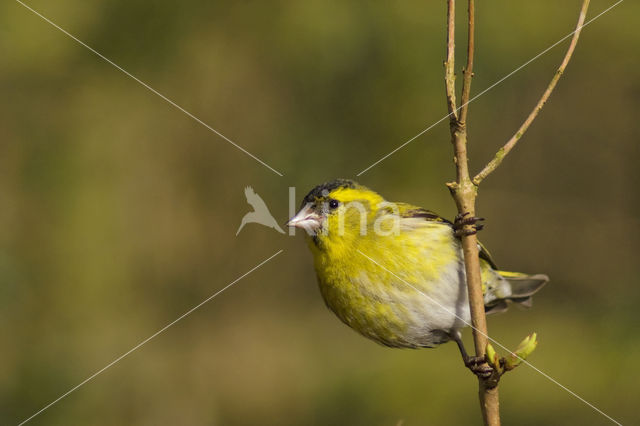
[287,179,548,363]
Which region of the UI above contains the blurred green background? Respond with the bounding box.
[1,0,638,424]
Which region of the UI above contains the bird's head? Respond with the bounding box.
[287,179,385,243]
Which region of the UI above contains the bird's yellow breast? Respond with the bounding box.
[308,220,459,347]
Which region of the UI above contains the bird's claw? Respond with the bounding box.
[464,356,494,379]
[453,212,485,237]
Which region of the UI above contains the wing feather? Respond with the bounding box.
[396,203,453,225]
[393,203,498,268]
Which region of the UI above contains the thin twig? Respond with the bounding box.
[473,0,591,185]
[444,0,458,121]
[459,0,475,124]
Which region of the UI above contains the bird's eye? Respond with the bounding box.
[329,199,340,210]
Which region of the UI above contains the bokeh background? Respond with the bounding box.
[1,0,638,424]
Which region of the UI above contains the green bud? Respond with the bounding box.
[505,333,538,370]
[485,343,503,375]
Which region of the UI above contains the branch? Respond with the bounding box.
[444,0,458,121]
[473,0,591,185]
[444,1,500,425]
[443,2,591,425]
[459,0,475,124]
[445,0,500,426]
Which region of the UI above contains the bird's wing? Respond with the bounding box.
[477,241,498,269]
[395,203,453,225]
[395,203,498,269]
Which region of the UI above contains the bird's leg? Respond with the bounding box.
[451,331,493,379]
[453,212,484,238]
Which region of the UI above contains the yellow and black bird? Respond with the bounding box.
[287,179,547,363]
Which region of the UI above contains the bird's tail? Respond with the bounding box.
[485,271,549,315]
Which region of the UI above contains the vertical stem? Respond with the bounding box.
[445,0,458,121]
[480,385,501,426]
[443,1,590,425]
[445,1,500,425]
[459,0,475,124]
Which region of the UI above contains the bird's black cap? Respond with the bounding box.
[301,179,357,208]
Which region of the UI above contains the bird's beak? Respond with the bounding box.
[286,204,323,235]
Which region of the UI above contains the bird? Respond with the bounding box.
[236,186,285,235]
[286,179,548,368]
